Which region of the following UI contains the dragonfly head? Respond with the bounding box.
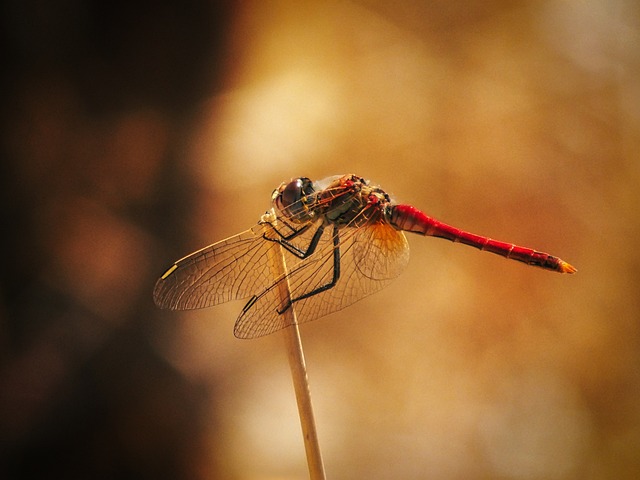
[272,177,316,222]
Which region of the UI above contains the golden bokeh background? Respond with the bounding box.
[2,1,639,479]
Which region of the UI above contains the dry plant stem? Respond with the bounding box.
[265,224,326,479]
[282,310,326,480]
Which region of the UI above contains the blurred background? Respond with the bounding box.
[2,1,639,479]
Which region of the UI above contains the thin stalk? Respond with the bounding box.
[266,224,326,480]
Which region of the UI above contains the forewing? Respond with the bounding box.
[153,225,278,310]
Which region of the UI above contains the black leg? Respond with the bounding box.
[277,224,341,314]
[264,216,312,241]
[264,221,325,259]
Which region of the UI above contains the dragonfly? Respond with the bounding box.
[153,174,576,339]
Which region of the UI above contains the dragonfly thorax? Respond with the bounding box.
[318,174,391,227]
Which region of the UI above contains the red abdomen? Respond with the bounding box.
[387,204,576,274]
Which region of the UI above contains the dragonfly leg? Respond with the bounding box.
[263,216,312,241]
[264,222,325,259]
[277,225,341,314]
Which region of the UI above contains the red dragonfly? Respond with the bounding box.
[154,174,576,338]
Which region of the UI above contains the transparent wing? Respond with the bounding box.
[154,180,411,339]
[233,221,410,339]
[153,225,280,310]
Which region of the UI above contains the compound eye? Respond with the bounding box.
[274,177,314,219]
[279,178,304,209]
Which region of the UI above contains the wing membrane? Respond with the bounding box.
[154,185,411,339]
[153,226,277,310]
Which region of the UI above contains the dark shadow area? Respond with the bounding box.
[1,1,237,478]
